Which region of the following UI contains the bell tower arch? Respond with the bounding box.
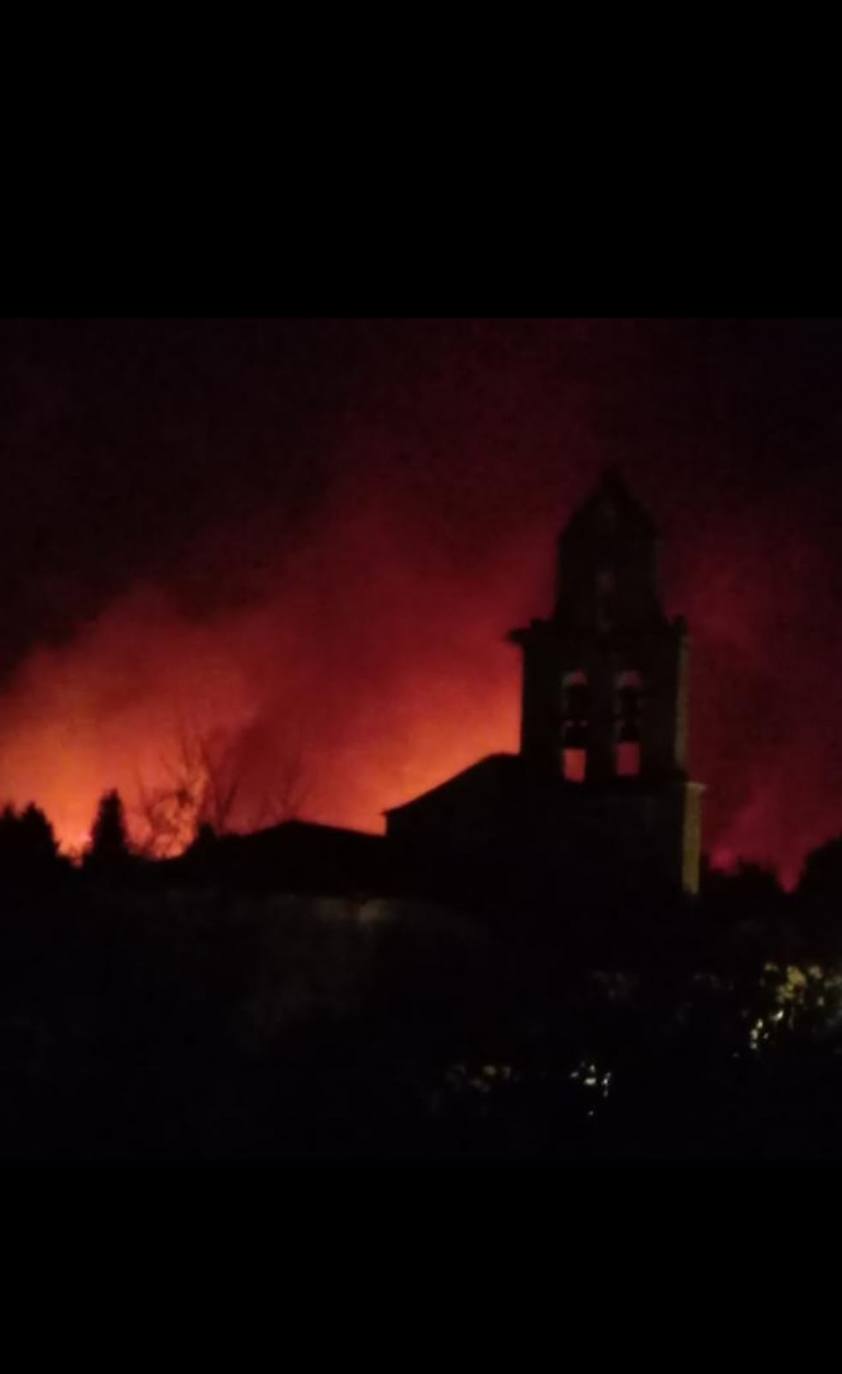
[508,468,703,893]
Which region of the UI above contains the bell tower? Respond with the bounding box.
[508,468,703,894]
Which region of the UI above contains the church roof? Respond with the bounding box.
[384,754,523,817]
[169,818,390,896]
[384,751,671,819]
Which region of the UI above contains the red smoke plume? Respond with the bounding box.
[0,477,531,859]
[1,320,840,889]
[0,466,835,889]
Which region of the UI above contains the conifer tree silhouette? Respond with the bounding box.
[85,789,132,872]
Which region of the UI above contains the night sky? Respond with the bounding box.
[1,317,841,883]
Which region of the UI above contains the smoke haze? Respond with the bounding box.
[1,319,841,884]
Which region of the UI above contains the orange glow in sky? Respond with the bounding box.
[0,482,833,892]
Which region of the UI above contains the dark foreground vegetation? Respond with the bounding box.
[4,796,842,1163]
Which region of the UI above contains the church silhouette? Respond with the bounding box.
[176,471,703,911]
[387,467,703,899]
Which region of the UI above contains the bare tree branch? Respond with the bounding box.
[132,718,312,858]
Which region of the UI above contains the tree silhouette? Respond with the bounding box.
[797,834,842,900]
[135,718,312,858]
[85,789,132,873]
[17,803,59,866]
[795,834,842,954]
[135,723,242,858]
[0,801,59,879]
